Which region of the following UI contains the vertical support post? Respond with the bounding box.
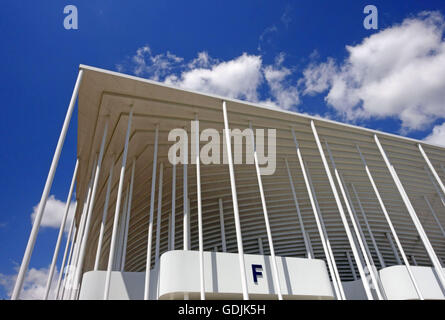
[183,126,189,251]
[291,128,344,300]
[419,144,445,197]
[411,256,418,266]
[94,154,116,270]
[375,135,445,291]
[73,118,109,298]
[222,100,249,300]
[249,121,282,300]
[187,197,191,249]
[144,125,159,300]
[357,144,423,299]
[194,116,206,300]
[115,186,129,270]
[170,164,176,251]
[59,224,76,300]
[258,237,264,255]
[121,159,136,271]
[346,251,357,280]
[103,108,133,300]
[424,196,445,239]
[284,158,312,259]
[326,143,384,300]
[351,184,386,268]
[155,162,164,265]
[306,232,314,259]
[44,159,79,300]
[311,121,373,300]
[386,232,401,264]
[219,199,227,252]
[426,168,445,208]
[11,70,83,300]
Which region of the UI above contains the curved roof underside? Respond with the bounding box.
[76,65,445,280]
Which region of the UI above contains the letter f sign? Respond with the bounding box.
[252,264,263,284]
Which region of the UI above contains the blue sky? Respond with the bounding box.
[1,1,445,299]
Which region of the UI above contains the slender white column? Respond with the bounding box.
[155,162,164,264]
[291,129,344,299]
[306,232,314,259]
[194,116,206,300]
[187,197,191,249]
[419,144,445,197]
[183,136,189,251]
[411,255,418,266]
[346,251,358,280]
[375,134,445,291]
[426,168,445,208]
[386,232,401,264]
[170,164,176,250]
[351,184,385,268]
[73,118,109,298]
[44,159,79,300]
[11,70,83,300]
[94,154,116,270]
[60,225,76,300]
[115,187,129,270]
[258,237,264,255]
[222,100,249,300]
[104,108,133,300]
[218,199,227,252]
[70,155,97,300]
[357,145,423,299]
[121,159,136,271]
[311,121,373,300]
[424,196,445,238]
[325,141,383,300]
[284,158,312,259]
[249,121,282,300]
[144,125,159,300]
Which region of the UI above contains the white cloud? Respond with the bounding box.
[0,265,59,300]
[165,53,263,101]
[424,122,445,147]
[31,195,76,233]
[301,11,445,132]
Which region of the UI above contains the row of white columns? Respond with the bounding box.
[12,68,445,301]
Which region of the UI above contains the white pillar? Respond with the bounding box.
[346,251,357,281]
[194,116,206,300]
[351,184,386,268]
[94,154,116,270]
[291,129,344,300]
[155,162,164,265]
[357,144,423,299]
[59,224,76,300]
[306,232,314,260]
[419,144,445,198]
[249,121,282,300]
[426,168,445,208]
[219,199,227,252]
[375,134,445,291]
[424,196,445,239]
[258,237,264,255]
[44,159,79,300]
[11,70,83,300]
[222,100,249,300]
[326,142,384,300]
[55,200,77,300]
[104,108,133,300]
[411,255,418,266]
[170,164,176,251]
[284,158,312,259]
[386,232,401,264]
[144,124,159,300]
[183,133,189,251]
[121,159,136,271]
[311,121,373,300]
[73,118,109,298]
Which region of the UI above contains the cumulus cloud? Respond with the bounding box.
[117,47,301,110]
[301,11,445,132]
[0,265,59,300]
[424,122,445,147]
[30,195,76,233]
